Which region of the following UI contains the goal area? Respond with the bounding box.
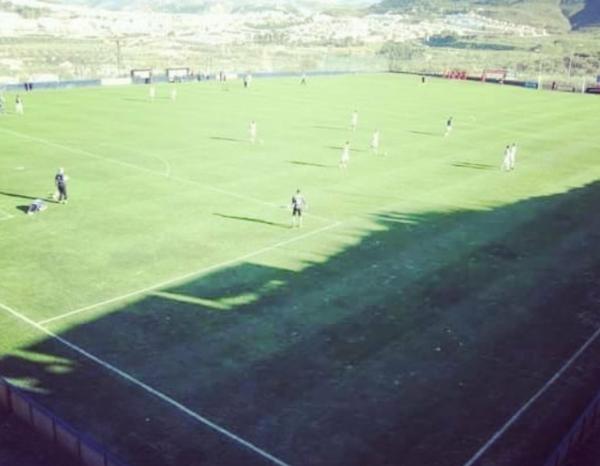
[481,69,507,83]
[166,67,191,82]
[130,69,152,83]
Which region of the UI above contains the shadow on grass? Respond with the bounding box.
[0,191,56,206]
[452,162,496,170]
[288,160,332,168]
[210,136,244,143]
[0,191,51,202]
[213,213,289,229]
[326,146,366,153]
[3,182,600,466]
[408,130,440,137]
[312,125,347,131]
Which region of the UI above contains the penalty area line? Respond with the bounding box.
[0,301,290,466]
[38,221,342,326]
[462,323,600,466]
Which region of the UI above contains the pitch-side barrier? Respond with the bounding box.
[0,377,128,466]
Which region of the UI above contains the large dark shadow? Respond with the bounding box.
[0,409,79,466]
[3,182,600,466]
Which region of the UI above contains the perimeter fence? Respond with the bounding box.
[0,377,128,466]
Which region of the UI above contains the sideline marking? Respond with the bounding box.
[0,127,333,223]
[0,300,290,466]
[97,142,172,177]
[38,221,341,326]
[463,324,600,466]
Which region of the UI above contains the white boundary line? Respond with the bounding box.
[97,142,172,177]
[38,221,341,326]
[0,127,333,223]
[0,300,290,466]
[463,324,600,466]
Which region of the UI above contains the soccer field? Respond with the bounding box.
[1,73,600,466]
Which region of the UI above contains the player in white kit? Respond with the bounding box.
[249,120,257,144]
[340,141,350,168]
[15,95,24,114]
[371,130,380,155]
[501,145,511,171]
[509,143,517,170]
[351,110,358,132]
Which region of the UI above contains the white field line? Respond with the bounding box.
[463,323,600,466]
[96,142,171,177]
[38,221,342,326]
[0,127,333,223]
[0,301,290,466]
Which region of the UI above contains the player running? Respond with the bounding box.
[54,168,68,203]
[291,189,307,228]
[300,73,307,85]
[340,141,350,169]
[351,110,358,132]
[15,95,23,115]
[370,129,380,155]
[509,143,517,170]
[501,145,511,171]
[249,120,257,144]
[444,116,453,137]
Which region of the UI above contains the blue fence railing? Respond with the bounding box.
[544,388,600,466]
[0,377,128,466]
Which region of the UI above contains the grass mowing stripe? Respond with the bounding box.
[38,221,342,326]
[0,127,334,223]
[0,299,292,466]
[462,323,600,466]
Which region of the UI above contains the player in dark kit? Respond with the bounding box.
[55,168,68,204]
[291,189,306,228]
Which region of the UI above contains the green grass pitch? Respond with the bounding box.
[1,74,600,466]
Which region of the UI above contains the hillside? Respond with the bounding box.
[372,0,600,31]
[568,0,600,29]
[38,0,370,14]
